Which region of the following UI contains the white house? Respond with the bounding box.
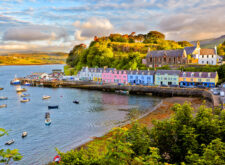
[78,67,104,81]
[197,47,218,65]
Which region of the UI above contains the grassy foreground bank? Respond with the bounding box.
[48,97,223,165]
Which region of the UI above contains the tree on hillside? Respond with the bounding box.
[217,41,225,56]
[178,41,193,47]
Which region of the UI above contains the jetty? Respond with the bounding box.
[17,78,221,108]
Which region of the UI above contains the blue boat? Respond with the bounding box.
[11,79,20,85]
[24,82,31,86]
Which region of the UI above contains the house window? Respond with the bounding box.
[130,76,133,79]
[206,79,210,82]
[183,78,186,81]
[212,61,213,64]
[191,78,193,81]
[207,55,209,58]
[164,78,167,80]
[173,78,176,80]
[202,61,204,64]
[212,55,214,58]
[198,79,201,82]
[123,76,126,78]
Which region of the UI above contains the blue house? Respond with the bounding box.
[127,70,154,85]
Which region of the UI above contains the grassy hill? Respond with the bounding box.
[0,52,68,65]
[66,31,193,75]
[191,35,225,48]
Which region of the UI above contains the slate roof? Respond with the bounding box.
[200,48,216,55]
[184,46,196,55]
[127,70,155,75]
[146,49,184,58]
[155,70,181,76]
[180,72,217,78]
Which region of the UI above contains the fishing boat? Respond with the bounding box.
[0,104,7,108]
[42,95,51,100]
[16,87,27,92]
[0,97,8,100]
[21,93,30,97]
[24,82,31,86]
[20,98,30,103]
[48,105,59,109]
[53,155,61,163]
[115,90,129,95]
[22,132,28,138]
[73,100,79,104]
[5,139,14,145]
[0,88,3,90]
[11,77,20,85]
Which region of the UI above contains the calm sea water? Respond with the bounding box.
[0,65,161,165]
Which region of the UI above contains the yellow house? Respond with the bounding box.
[179,71,218,87]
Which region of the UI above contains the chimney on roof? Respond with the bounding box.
[148,47,150,53]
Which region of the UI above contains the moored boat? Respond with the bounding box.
[42,95,51,100]
[20,98,30,103]
[11,79,20,85]
[0,104,7,108]
[16,87,27,92]
[73,100,79,104]
[22,132,28,138]
[115,90,129,95]
[5,139,14,145]
[48,105,59,109]
[45,118,51,126]
[24,82,31,86]
[0,97,8,100]
[53,155,61,163]
[21,93,30,97]
[0,88,3,90]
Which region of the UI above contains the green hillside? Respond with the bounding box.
[191,35,225,48]
[66,31,192,75]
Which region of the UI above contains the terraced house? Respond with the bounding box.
[179,72,218,87]
[127,70,154,85]
[154,70,180,86]
[102,69,128,84]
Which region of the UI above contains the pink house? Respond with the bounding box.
[102,68,128,84]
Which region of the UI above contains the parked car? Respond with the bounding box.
[213,90,220,95]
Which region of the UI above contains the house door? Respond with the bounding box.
[161,81,163,85]
[168,82,172,85]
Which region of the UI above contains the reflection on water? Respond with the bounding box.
[0,65,161,164]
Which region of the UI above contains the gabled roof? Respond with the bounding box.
[155,70,180,76]
[180,72,217,78]
[200,48,216,55]
[146,49,184,58]
[184,46,196,55]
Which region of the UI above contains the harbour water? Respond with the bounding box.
[0,65,161,164]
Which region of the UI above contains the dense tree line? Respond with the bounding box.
[218,41,225,56]
[56,103,225,164]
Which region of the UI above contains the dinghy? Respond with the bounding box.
[0,97,8,100]
[45,113,51,126]
[42,95,51,100]
[5,139,14,145]
[48,105,58,109]
[0,104,7,108]
[22,132,28,138]
[0,88,3,90]
[45,118,51,126]
[21,93,30,97]
[20,98,30,103]
[73,100,79,104]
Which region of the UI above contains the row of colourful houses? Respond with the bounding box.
[76,67,218,87]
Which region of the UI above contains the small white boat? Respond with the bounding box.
[5,139,14,145]
[22,132,28,138]
[16,87,27,93]
[0,97,8,100]
[11,79,20,85]
[20,98,30,103]
[0,104,7,108]
[42,95,51,100]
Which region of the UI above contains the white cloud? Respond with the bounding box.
[73,17,114,41]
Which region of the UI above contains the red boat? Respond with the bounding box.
[53,155,61,163]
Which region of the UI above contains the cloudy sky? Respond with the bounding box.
[0,0,225,53]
